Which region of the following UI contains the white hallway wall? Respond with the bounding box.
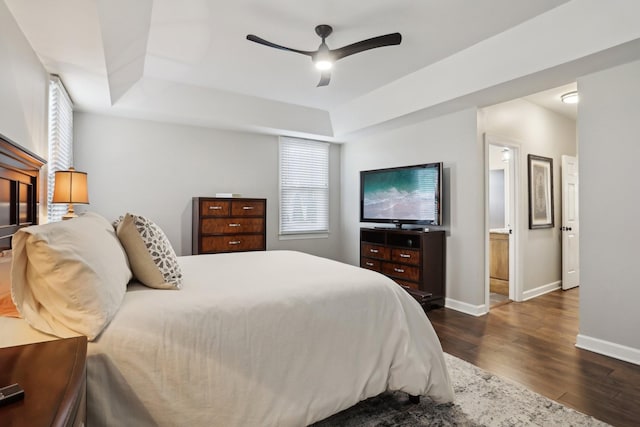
[480,99,577,297]
[340,108,486,312]
[74,112,342,258]
[577,59,640,364]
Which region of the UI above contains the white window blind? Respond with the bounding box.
[279,137,329,235]
[47,76,74,222]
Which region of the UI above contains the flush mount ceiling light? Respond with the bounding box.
[501,148,511,163]
[561,91,579,104]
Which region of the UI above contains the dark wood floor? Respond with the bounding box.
[427,289,640,427]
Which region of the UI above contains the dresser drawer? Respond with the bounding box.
[201,218,265,234]
[231,200,265,216]
[394,279,419,290]
[361,258,381,272]
[391,248,420,266]
[200,200,230,216]
[361,243,390,260]
[382,263,420,281]
[201,235,265,253]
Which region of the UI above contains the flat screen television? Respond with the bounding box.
[360,162,442,228]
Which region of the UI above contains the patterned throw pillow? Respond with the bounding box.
[114,213,183,290]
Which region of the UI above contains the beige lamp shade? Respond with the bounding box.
[52,168,89,219]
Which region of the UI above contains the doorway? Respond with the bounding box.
[485,135,519,309]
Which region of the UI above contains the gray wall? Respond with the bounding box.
[0,2,47,156]
[0,2,49,219]
[578,60,640,361]
[480,99,577,296]
[74,113,342,259]
[340,108,486,310]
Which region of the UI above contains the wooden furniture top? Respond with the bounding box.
[0,336,87,427]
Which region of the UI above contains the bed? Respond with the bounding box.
[0,136,454,426]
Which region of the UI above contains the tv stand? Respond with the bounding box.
[382,222,432,231]
[360,227,445,310]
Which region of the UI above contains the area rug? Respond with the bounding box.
[312,353,609,426]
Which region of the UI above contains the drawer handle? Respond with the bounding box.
[394,268,405,273]
[229,241,241,245]
[229,223,241,227]
[365,262,374,267]
[400,253,411,258]
[242,206,255,210]
[369,249,379,254]
[209,206,223,210]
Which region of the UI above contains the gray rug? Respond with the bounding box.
[312,353,609,426]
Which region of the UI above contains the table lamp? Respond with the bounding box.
[52,167,89,220]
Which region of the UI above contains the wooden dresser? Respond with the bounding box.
[192,197,266,254]
[360,228,446,309]
[0,336,87,427]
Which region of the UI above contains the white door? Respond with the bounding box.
[506,146,516,300]
[561,155,579,290]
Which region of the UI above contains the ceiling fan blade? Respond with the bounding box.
[317,71,331,87]
[246,34,314,57]
[331,33,402,60]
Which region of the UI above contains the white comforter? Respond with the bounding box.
[86,250,452,426]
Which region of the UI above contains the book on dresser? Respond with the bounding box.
[360,227,445,309]
[192,197,266,255]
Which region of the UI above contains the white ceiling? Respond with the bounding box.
[9,0,635,138]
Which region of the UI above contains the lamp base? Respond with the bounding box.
[62,204,78,220]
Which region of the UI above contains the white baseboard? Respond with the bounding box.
[576,334,640,366]
[522,280,561,301]
[445,298,488,317]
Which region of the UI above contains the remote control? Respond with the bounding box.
[0,383,25,406]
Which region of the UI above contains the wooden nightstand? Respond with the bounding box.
[0,336,87,427]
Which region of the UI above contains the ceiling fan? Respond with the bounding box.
[246,25,402,87]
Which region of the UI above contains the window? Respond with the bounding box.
[47,76,74,222]
[279,137,329,236]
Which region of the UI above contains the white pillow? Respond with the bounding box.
[11,212,132,340]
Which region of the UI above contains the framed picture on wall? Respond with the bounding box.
[528,154,554,229]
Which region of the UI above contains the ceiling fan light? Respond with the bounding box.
[561,91,579,104]
[315,60,333,71]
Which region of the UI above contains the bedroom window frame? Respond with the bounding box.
[47,75,74,223]
[279,137,329,239]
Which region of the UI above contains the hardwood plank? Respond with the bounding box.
[427,289,640,427]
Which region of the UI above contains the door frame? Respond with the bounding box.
[484,134,523,310]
